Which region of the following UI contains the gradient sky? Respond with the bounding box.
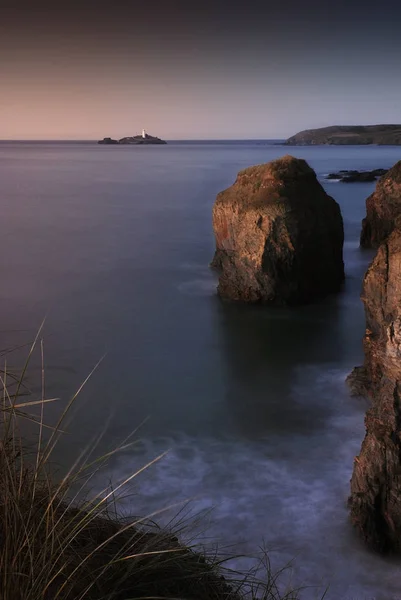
[2,0,401,139]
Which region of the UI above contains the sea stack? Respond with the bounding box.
[350,221,401,552]
[211,155,344,305]
[360,160,401,248]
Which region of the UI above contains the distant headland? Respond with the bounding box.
[285,124,401,145]
[98,129,167,145]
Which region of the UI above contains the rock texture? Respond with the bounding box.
[346,365,370,397]
[350,223,401,552]
[211,155,344,305]
[286,125,401,146]
[360,161,401,248]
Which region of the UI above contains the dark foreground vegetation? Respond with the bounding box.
[0,333,303,600]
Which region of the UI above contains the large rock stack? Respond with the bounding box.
[211,155,344,305]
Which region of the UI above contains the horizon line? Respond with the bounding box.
[0,137,287,142]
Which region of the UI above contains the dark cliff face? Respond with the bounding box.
[350,226,401,552]
[360,161,401,248]
[211,155,344,306]
[285,125,401,146]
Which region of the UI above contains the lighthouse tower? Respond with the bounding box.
[142,128,146,139]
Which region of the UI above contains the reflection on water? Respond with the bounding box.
[216,303,342,437]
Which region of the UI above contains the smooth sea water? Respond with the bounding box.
[1,140,401,599]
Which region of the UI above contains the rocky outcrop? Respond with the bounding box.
[350,223,401,552]
[346,365,370,397]
[97,134,167,145]
[286,125,401,145]
[98,137,119,145]
[211,155,344,305]
[360,161,401,248]
[119,134,166,145]
[326,169,388,183]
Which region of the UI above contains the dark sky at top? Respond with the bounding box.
[2,0,401,138]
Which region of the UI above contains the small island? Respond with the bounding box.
[98,129,167,145]
[285,124,401,145]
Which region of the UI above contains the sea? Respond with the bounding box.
[1,139,401,599]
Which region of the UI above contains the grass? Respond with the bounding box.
[0,329,311,600]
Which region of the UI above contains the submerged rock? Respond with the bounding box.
[360,161,401,248]
[350,223,401,552]
[211,155,344,305]
[326,169,388,183]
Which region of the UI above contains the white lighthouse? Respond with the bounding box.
[142,128,146,139]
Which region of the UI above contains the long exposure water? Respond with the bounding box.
[1,140,401,598]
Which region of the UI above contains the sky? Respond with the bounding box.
[2,0,401,140]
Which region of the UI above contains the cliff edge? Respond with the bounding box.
[350,221,401,552]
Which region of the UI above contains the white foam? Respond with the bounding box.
[92,366,401,599]
[177,263,218,296]
[178,278,217,296]
[344,240,361,250]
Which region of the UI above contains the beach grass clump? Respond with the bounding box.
[0,331,301,600]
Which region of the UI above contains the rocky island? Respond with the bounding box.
[98,130,166,145]
[211,155,344,305]
[285,124,401,145]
